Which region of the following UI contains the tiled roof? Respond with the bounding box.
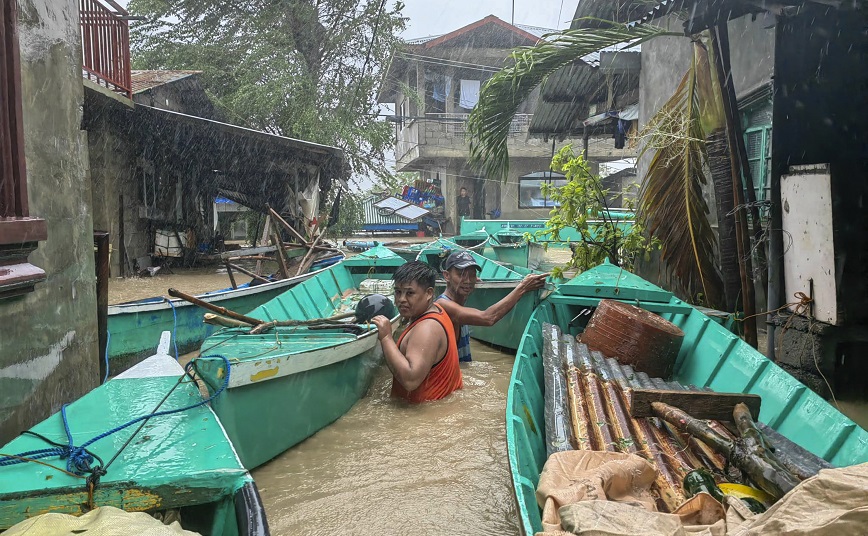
[130,70,202,93]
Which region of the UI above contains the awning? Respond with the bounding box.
[130,104,349,217]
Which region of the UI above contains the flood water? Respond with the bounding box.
[251,341,520,536]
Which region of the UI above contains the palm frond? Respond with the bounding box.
[638,42,724,308]
[466,22,669,181]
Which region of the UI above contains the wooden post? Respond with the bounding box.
[271,230,290,279]
[255,214,271,276]
[94,231,110,382]
[224,260,238,289]
[711,25,758,348]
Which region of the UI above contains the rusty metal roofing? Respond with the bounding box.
[131,70,202,93]
[543,322,831,513]
[571,0,655,30]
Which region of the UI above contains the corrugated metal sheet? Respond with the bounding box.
[131,70,201,93]
[571,0,655,30]
[545,322,832,513]
[362,196,428,226]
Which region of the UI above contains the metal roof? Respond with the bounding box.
[528,2,647,138]
[130,70,202,94]
[362,196,429,226]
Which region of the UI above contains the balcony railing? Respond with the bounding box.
[80,0,132,99]
[425,113,533,135]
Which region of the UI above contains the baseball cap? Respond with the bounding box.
[442,250,482,272]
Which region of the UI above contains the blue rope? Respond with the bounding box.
[0,355,231,475]
[165,298,180,359]
[103,330,111,384]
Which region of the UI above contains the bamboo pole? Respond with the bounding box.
[249,311,357,335]
[226,262,271,284]
[224,260,238,289]
[255,214,271,276]
[204,313,251,328]
[295,228,326,276]
[168,288,263,325]
[711,26,758,348]
[266,205,309,245]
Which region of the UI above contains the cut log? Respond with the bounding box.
[580,299,684,378]
[651,401,801,501]
[630,389,761,421]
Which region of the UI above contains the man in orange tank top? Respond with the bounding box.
[371,261,463,403]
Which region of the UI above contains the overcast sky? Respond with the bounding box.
[401,0,573,37]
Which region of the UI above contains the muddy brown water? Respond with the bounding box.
[108,244,868,534]
[251,342,520,535]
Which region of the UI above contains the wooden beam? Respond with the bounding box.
[224,260,238,289]
[630,389,761,421]
[271,230,289,279]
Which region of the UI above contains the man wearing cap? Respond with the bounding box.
[436,250,548,362]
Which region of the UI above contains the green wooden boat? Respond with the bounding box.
[0,334,268,535]
[489,229,546,270]
[414,238,542,351]
[507,261,868,535]
[191,246,405,469]
[107,252,344,374]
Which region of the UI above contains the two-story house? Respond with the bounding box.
[378,15,588,227]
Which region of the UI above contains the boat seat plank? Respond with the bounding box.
[629,388,761,421]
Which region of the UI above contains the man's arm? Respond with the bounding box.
[372,316,446,391]
[439,273,548,327]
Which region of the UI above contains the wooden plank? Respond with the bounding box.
[630,388,761,421]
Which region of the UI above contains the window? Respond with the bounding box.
[518,172,567,209]
[741,99,772,220]
[0,0,47,299]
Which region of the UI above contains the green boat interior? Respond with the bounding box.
[508,261,868,535]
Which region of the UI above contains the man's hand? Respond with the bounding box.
[371,315,393,341]
[516,273,549,294]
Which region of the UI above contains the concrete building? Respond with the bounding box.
[629,0,867,399]
[377,15,587,228]
[0,0,98,443]
[85,69,348,277]
[0,0,349,442]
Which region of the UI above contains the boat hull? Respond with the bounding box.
[199,332,385,469]
[0,351,266,535]
[194,246,406,469]
[490,241,545,270]
[507,264,868,535]
[107,256,342,372]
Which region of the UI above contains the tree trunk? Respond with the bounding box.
[707,128,741,313]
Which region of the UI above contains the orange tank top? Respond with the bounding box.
[391,304,463,403]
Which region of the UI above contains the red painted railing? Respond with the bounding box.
[79,0,131,99]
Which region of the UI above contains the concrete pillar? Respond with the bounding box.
[445,68,455,114]
[416,63,426,116]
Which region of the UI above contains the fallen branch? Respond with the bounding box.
[249,311,356,335]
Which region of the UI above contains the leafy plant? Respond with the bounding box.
[323,190,364,238]
[540,146,658,277]
[128,0,407,186]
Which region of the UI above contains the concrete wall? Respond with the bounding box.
[85,95,139,277]
[0,0,98,443]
